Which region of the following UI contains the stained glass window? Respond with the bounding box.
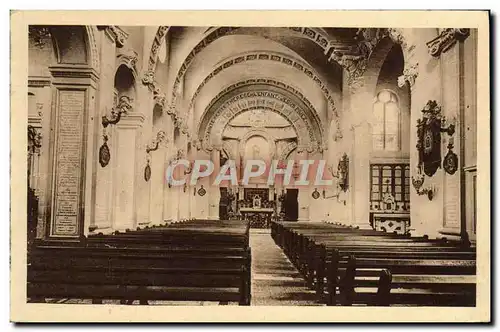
[372,90,401,151]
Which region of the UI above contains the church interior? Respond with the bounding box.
[26,26,478,306]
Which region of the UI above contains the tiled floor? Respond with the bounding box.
[250,229,324,306]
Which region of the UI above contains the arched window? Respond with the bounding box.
[372,90,400,152]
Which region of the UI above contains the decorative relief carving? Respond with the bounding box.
[201,78,321,120]
[200,92,323,151]
[117,50,139,72]
[173,27,345,108]
[27,125,42,154]
[398,62,419,88]
[36,103,44,117]
[148,26,169,69]
[183,51,336,115]
[426,28,470,57]
[153,92,167,109]
[141,26,170,92]
[279,141,297,160]
[86,26,101,72]
[192,139,202,151]
[142,70,155,87]
[28,26,51,48]
[106,26,129,47]
[332,28,412,88]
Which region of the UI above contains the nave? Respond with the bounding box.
[27,218,476,306]
[25,25,479,308]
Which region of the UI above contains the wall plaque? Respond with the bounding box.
[50,90,86,237]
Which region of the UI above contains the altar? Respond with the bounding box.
[236,189,277,228]
[239,207,274,228]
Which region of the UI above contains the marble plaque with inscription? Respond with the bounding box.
[444,172,460,229]
[51,90,85,237]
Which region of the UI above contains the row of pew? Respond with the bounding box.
[27,219,252,305]
[271,221,476,307]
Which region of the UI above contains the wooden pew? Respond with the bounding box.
[271,221,476,307]
[27,244,251,305]
[29,220,252,305]
[329,253,475,307]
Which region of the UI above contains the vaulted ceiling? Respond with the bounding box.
[152,26,377,151]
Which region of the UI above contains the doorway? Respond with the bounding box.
[284,189,299,221]
[219,187,228,220]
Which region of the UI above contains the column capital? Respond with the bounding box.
[426,28,470,57]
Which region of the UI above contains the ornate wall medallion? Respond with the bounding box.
[99,137,111,167]
[416,101,442,177]
[312,188,320,200]
[197,185,206,197]
[443,145,458,175]
[144,161,151,182]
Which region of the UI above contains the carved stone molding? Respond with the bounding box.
[199,91,323,152]
[28,26,51,49]
[279,141,298,160]
[27,125,42,154]
[36,103,44,117]
[426,28,470,57]
[154,92,167,109]
[398,62,419,89]
[180,51,336,115]
[333,28,412,88]
[141,26,170,93]
[330,28,388,86]
[146,26,170,74]
[195,77,321,118]
[192,139,202,151]
[117,50,139,73]
[101,25,129,47]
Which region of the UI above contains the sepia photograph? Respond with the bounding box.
[10,10,490,323]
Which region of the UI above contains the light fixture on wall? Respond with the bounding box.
[411,165,436,201]
[99,95,133,168]
[144,131,168,182]
[322,153,349,204]
[328,153,349,192]
[102,95,133,128]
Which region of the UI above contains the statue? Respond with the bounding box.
[253,195,261,209]
[252,144,260,159]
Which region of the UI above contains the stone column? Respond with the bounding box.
[297,151,310,221]
[347,81,374,229]
[409,29,445,239]
[208,148,220,220]
[194,149,210,219]
[93,29,117,234]
[135,85,154,227]
[149,138,166,225]
[111,113,145,231]
[438,30,470,242]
